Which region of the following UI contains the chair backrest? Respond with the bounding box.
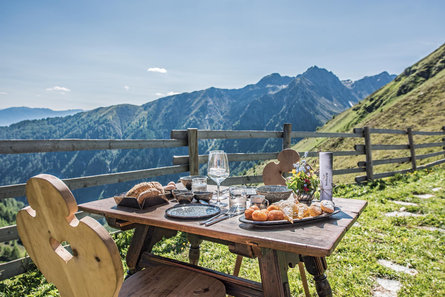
[17,174,123,297]
[263,148,300,185]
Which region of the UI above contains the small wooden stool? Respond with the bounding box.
[17,174,226,297]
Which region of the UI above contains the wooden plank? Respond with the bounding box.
[332,167,366,175]
[282,124,292,150]
[414,142,445,149]
[218,176,264,186]
[187,128,199,175]
[364,127,374,180]
[355,175,367,183]
[170,130,188,140]
[0,256,34,281]
[142,253,264,297]
[0,225,18,243]
[372,169,412,179]
[0,139,186,154]
[354,144,365,153]
[371,144,410,150]
[416,150,445,160]
[290,131,362,138]
[198,130,283,139]
[358,156,411,167]
[368,128,406,135]
[173,152,280,165]
[417,158,445,170]
[407,128,417,171]
[411,130,445,136]
[0,165,188,199]
[174,150,363,165]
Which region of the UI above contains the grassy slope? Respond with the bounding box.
[2,165,444,296]
[248,43,445,184]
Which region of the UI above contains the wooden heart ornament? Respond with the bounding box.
[262,149,300,185]
[17,174,123,297]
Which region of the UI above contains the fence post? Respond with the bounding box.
[407,127,417,171]
[283,123,292,150]
[363,126,374,181]
[187,128,199,175]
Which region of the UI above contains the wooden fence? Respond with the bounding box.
[0,124,444,280]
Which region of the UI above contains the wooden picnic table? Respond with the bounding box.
[79,192,367,297]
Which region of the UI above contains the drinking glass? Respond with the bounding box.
[207,150,230,206]
[192,177,207,192]
[229,186,247,213]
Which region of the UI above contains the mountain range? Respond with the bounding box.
[284,43,445,183]
[0,67,395,203]
[0,107,83,127]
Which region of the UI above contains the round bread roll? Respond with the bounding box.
[267,210,285,221]
[244,208,255,220]
[250,205,260,211]
[267,205,280,211]
[321,200,335,213]
[308,204,322,217]
[252,210,268,221]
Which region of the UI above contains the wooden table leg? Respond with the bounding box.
[126,225,177,274]
[302,256,332,297]
[233,255,243,277]
[187,234,203,265]
[298,262,311,297]
[258,248,292,297]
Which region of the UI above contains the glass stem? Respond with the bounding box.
[216,183,221,203]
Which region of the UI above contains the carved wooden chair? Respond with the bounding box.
[17,174,226,297]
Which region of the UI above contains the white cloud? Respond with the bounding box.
[46,86,71,94]
[0,92,7,95]
[124,85,130,91]
[147,67,167,74]
[167,91,179,96]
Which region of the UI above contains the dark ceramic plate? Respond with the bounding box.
[239,207,340,226]
[165,203,221,220]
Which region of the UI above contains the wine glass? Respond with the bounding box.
[207,150,230,206]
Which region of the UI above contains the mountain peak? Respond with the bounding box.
[256,73,294,87]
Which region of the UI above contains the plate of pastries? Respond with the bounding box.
[239,197,339,226]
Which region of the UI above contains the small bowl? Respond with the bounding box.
[176,192,194,204]
[256,185,292,203]
[172,189,190,200]
[193,191,213,203]
[179,175,207,190]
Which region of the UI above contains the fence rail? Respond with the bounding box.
[0,124,444,281]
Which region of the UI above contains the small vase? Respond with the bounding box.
[293,191,314,206]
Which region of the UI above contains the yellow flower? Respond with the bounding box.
[292,169,296,174]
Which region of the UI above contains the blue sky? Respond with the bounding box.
[0,0,444,110]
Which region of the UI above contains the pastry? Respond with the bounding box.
[308,203,322,217]
[252,210,268,221]
[321,200,335,213]
[296,204,309,219]
[267,210,285,221]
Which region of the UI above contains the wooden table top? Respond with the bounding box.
[79,197,366,257]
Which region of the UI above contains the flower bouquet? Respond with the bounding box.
[286,163,319,205]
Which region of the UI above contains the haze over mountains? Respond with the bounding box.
[0,107,82,127]
[0,66,395,202]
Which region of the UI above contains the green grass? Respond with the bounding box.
[1,165,444,296]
